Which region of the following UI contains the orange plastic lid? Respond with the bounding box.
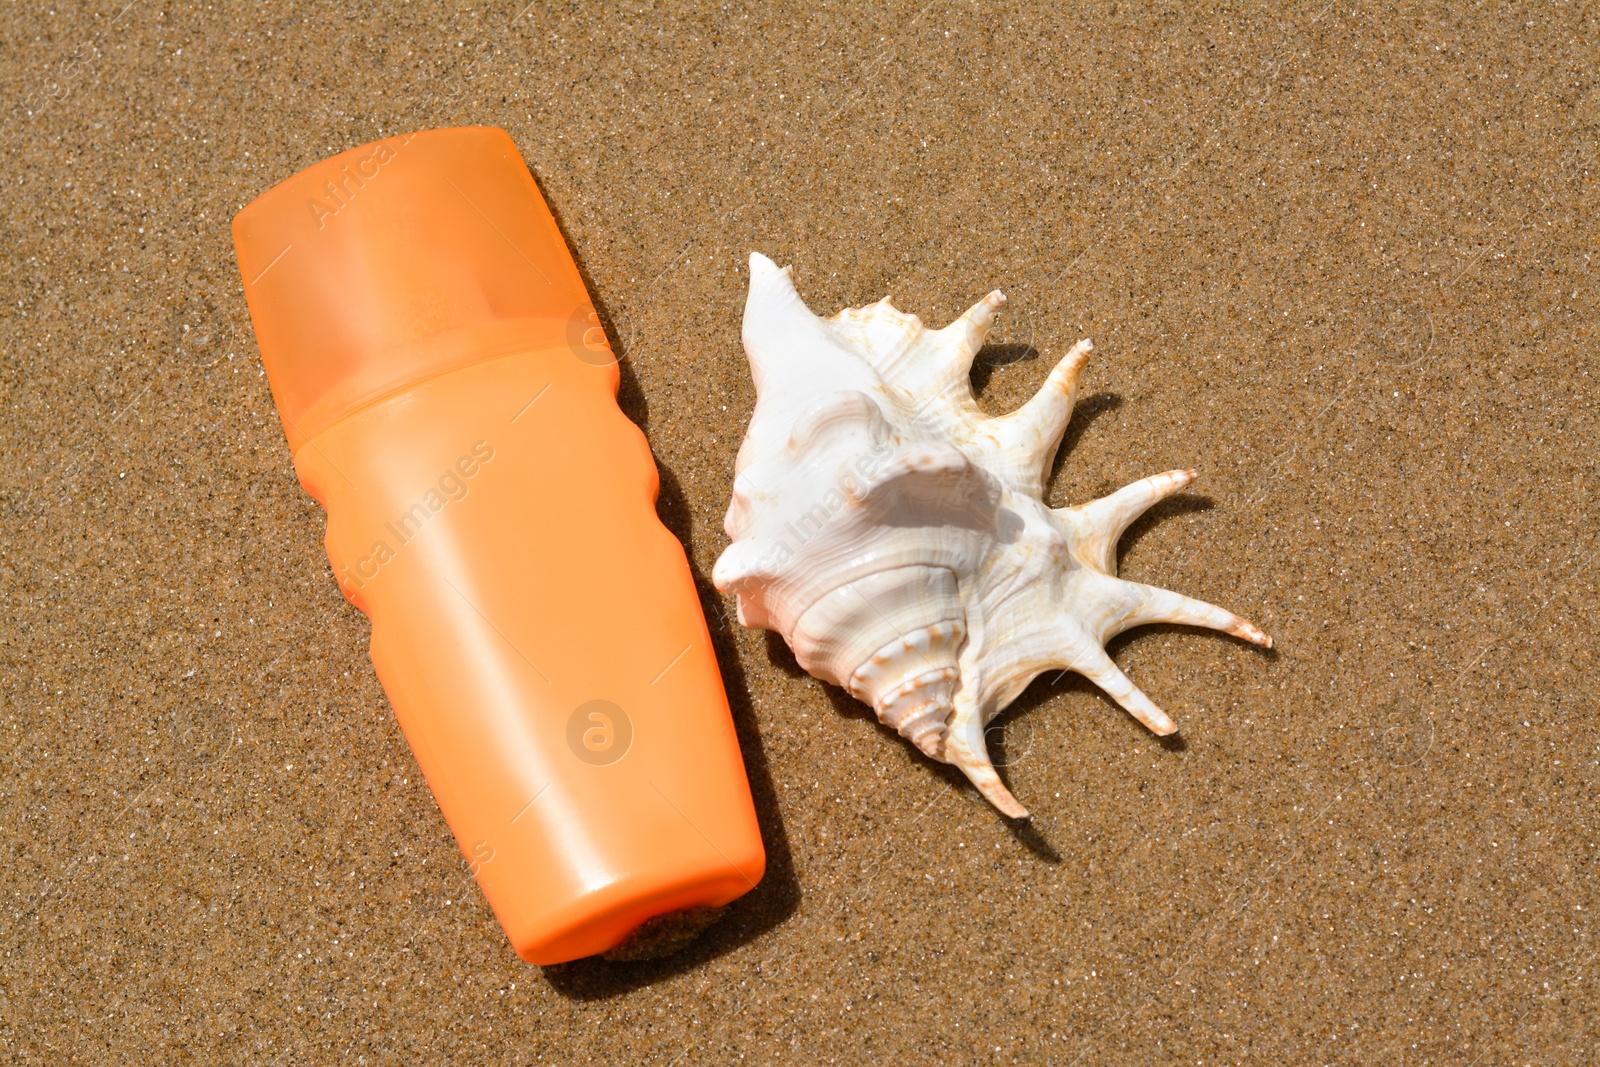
[233,127,599,451]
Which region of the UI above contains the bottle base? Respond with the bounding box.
[515,866,759,966]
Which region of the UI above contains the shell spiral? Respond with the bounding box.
[713,253,1272,818]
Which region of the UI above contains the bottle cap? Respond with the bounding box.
[233,127,603,451]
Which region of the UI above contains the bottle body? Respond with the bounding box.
[295,347,764,964]
[233,125,765,962]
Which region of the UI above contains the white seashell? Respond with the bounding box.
[712,253,1272,818]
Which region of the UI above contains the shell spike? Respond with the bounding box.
[1070,644,1177,735]
[944,708,1030,819]
[1066,468,1198,572]
[742,252,853,396]
[985,338,1094,495]
[1110,580,1274,648]
[938,290,1007,376]
[745,251,802,310]
[747,250,795,285]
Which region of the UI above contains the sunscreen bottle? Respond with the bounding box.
[232,127,765,965]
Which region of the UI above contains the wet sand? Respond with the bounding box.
[2,2,1596,1063]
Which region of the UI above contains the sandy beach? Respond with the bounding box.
[2,2,1596,1063]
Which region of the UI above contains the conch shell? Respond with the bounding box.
[712,254,1271,818]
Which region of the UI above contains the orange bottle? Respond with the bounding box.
[232,127,765,965]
